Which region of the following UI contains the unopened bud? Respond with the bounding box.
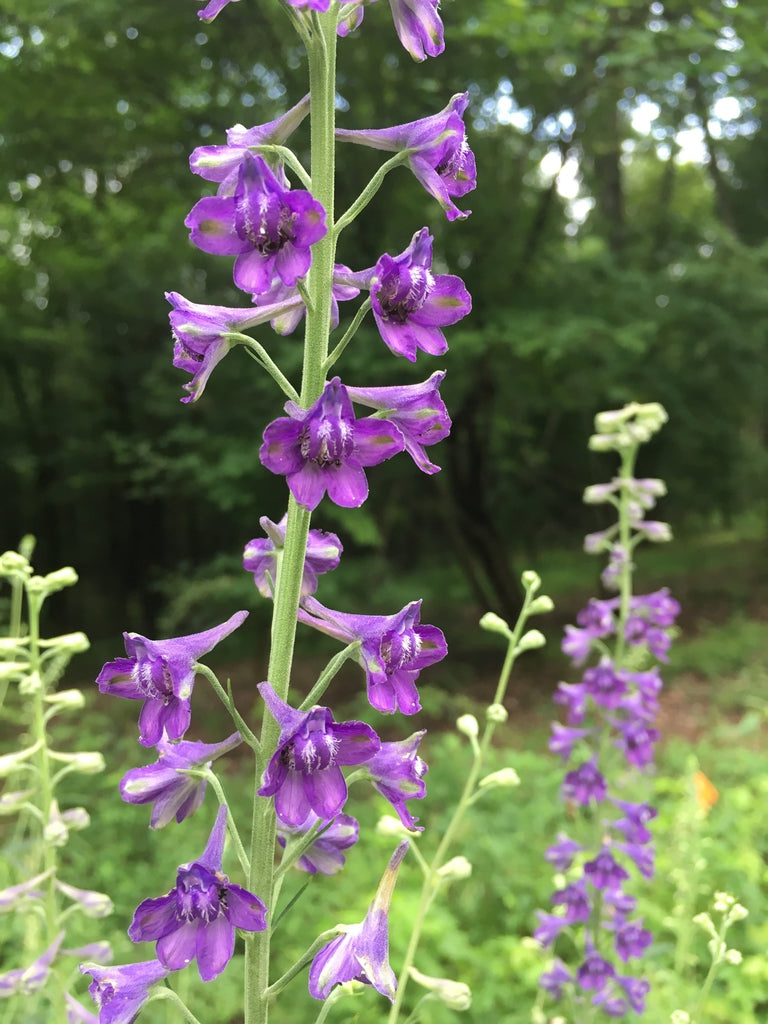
[55,880,113,918]
[727,903,748,923]
[529,595,554,614]
[375,815,413,839]
[19,671,44,696]
[44,689,86,711]
[50,751,105,774]
[437,856,472,882]
[486,703,508,724]
[479,767,520,790]
[670,1012,691,1024]
[62,807,90,831]
[516,629,546,652]
[47,632,90,653]
[42,567,78,592]
[724,948,743,965]
[456,714,478,738]
[521,570,541,592]
[408,967,471,1011]
[583,482,617,504]
[478,612,511,637]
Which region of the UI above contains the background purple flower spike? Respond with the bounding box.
[308,840,409,1001]
[120,731,242,828]
[366,730,428,829]
[277,812,360,875]
[258,682,381,826]
[336,93,476,220]
[128,806,267,982]
[259,377,404,510]
[299,596,447,714]
[79,959,169,1024]
[96,610,248,747]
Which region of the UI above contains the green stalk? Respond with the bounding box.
[243,10,339,1023]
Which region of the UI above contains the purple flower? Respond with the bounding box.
[190,94,310,191]
[243,514,342,598]
[252,265,360,335]
[128,806,267,981]
[539,958,572,999]
[584,847,630,891]
[619,974,650,1012]
[553,681,588,725]
[277,812,359,875]
[610,799,657,844]
[613,719,659,769]
[336,94,476,221]
[548,722,591,762]
[286,0,331,9]
[551,879,591,924]
[614,919,653,962]
[365,730,428,830]
[197,0,242,21]
[166,291,302,402]
[185,153,326,297]
[0,932,63,997]
[386,0,444,60]
[576,949,615,992]
[97,612,246,747]
[119,731,242,828]
[66,993,99,1024]
[354,228,471,360]
[614,841,655,880]
[533,911,567,949]
[79,960,169,1024]
[346,371,451,474]
[583,660,627,710]
[257,682,380,826]
[259,378,404,510]
[544,833,582,872]
[96,611,248,748]
[309,841,408,1001]
[299,596,447,714]
[561,757,607,806]
[561,625,593,665]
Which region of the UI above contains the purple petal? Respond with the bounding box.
[274,770,312,827]
[304,765,348,820]
[224,885,268,931]
[322,463,369,508]
[199,805,228,871]
[195,915,234,982]
[156,922,199,972]
[128,895,178,942]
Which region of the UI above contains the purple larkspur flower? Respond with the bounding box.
[551,879,591,924]
[198,0,242,22]
[610,799,658,844]
[604,887,637,917]
[533,910,567,949]
[260,377,404,510]
[614,719,659,769]
[576,949,615,992]
[583,660,627,709]
[166,291,302,403]
[540,958,572,999]
[337,0,444,60]
[277,812,359,875]
[615,919,653,962]
[561,757,607,806]
[66,993,99,1024]
[55,880,113,918]
[561,625,593,665]
[300,596,447,715]
[257,682,380,826]
[0,932,63,997]
[120,731,242,828]
[243,514,342,598]
[614,841,655,880]
[128,806,266,981]
[553,680,588,725]
[346,371,451,474]
[619,974,650,1012]
[79,959,169,1024]
[185,153,326,297]
[584,847,630,891]
[190,94,310,194]
[336,93,476,220]
[548,722,591,761]
[286,0,331,9]
[309,841,408,1001]
[544,833,582,872]
[252,264,360,335]
[365,730,428,830]
[352,228,471,360]
[0,869,53,911]
[591,987,629,1016]
[97,611,248,748]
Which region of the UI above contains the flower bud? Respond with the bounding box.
[516,629,546,652]
[727,903,748,923]
[0,745,41,777]
[583,482,617,504]
[670,1012,691,1024]
[62,807,90,831]
[0,789,34,815]
[478,767,520,790]
[437,856,472,882]
[47,632,90,653]
[725,948,743,965]
[19,670,44,696]
[486,703,508,724]
[408,967,471,1011]
[478,612,511,637]
[0,662,27,680]
[42,567,79,592]
[50,751,106,774]
[0,550,31,573]
[44,689,86,711]
[375,815,413,840]
[529,595,554,614]
[713,892,734,913]
[521,570,541,592]
[456,714,478,738]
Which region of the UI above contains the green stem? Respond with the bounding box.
[322,298,372,374]
[264,928,342,999]
[333,151,412,237]
[254,144,312,189]
[237,336,301,404]
[298,641,361,711]
[146,987,206,1024]
[244,9,339,1023]
[194,662,260,750]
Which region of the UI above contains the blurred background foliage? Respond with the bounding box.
[1,0,767,643]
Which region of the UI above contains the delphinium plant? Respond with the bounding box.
[47,1,535,1022]
[533,402,679,1021]
[0,538,110,1024]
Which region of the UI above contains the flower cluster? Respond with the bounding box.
[535,403,674,1018]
